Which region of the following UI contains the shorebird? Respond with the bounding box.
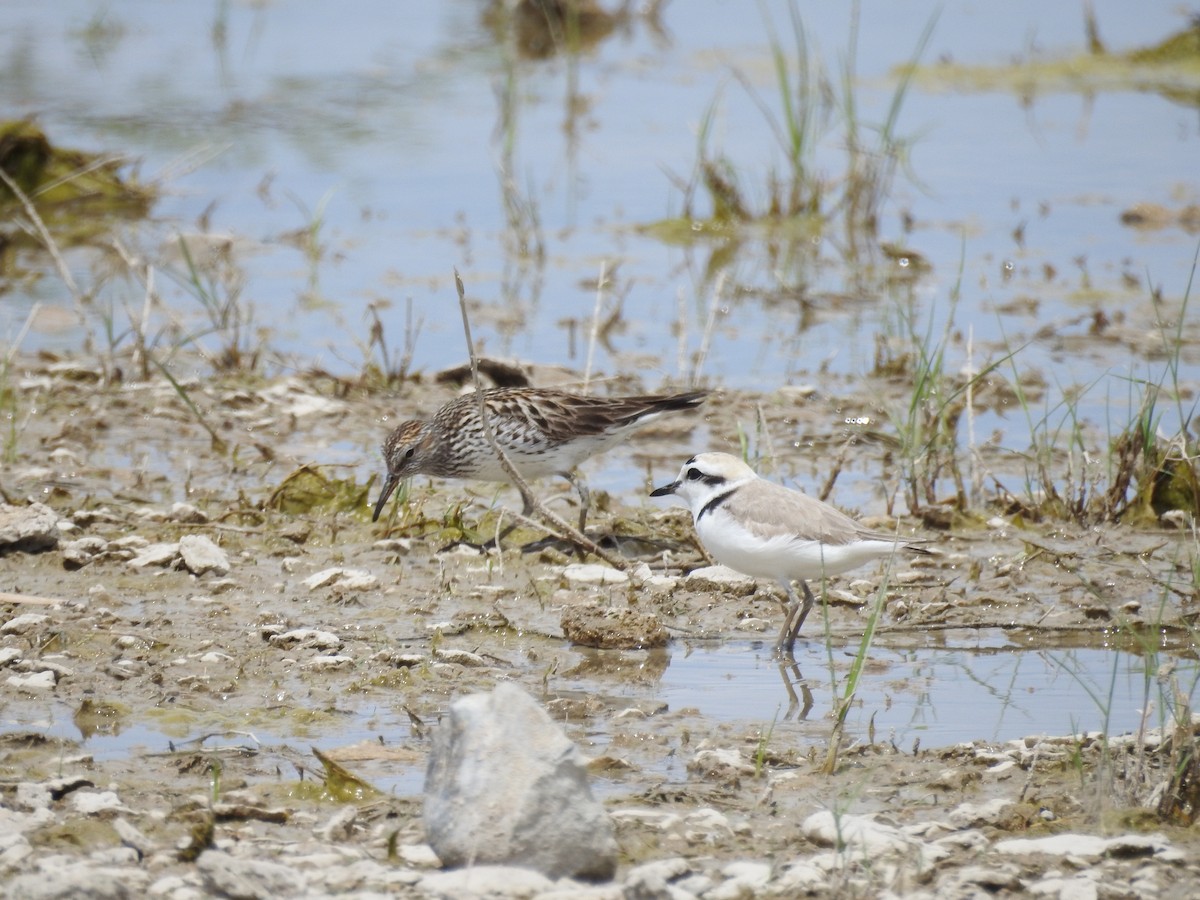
[651,451,927,654]
[373,387,708,533]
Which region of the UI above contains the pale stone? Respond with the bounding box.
[2,613,49,634]
[178,534,230,576]
[561,563,629,585]
[424,682,617,881]
[128,542,180,569]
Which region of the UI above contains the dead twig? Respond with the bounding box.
[453,269,625,568]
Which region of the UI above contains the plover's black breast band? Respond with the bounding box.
[698,487,738,521]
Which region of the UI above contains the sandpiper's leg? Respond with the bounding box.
[562,470,590,534]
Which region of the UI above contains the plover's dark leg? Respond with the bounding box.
[774,580,816,656]
[776,658,815,720]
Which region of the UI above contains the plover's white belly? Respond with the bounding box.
[697,509,902,582]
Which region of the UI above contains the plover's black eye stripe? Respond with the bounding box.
[687,467,726,487]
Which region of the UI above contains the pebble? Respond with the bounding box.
[196,849,307,898]
[0,501,60,552]
[561,563,630,585]
[681,565,757,595]
[6,670,58,692]
[267,628,342,650]
[418,864,556,898]
[2,613,50,634]
[178,535,230,576]
[127,542,180,569]
[303,567,377,590]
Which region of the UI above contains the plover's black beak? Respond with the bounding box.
[649,479,679,498]
[372,473,399,522]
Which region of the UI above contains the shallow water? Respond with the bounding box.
[9,631,1194,798]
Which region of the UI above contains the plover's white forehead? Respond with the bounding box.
[680,451,758,482]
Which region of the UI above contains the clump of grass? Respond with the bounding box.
[361,298,422,390]
[819,571,889,775]
[673,0,936,255]
[165,233,263,372]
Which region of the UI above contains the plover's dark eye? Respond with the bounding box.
[686,467,703,481]
[404,447,416,459]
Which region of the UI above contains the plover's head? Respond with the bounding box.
[650,451,758,513]
[372,420,433,521]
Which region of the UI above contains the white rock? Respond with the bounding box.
[418,865,555,898]
[433,648,488,667]
[6,863,150,898]
[178,534,231,576]
[802,811,923,858]
[682,807,734,842]
[994,834,1110,859]
[14,783,52,812]
[561,563,629,586]
[0,829,33,870]
[424,682,617,881]
[686,747,755,779]
[303,567,377,590]
[396,843,441,867]
[71,790,129,816]
[6,671,57,692]
[169,503,208,523]
[622,857,695,899]
[947,798,1013,829]
[2,613,49,634]
[301,655,355,671]
[197,849,307,897]
[775,860,829,893]
[706,860,771,900]
[0,501,59,552]
[1028,873,1099,900]
[268,629,342,650]
[128,542,180,569]
[609,808,683,832]
[682,565,757,595]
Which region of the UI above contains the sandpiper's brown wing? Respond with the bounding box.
[475,388,707,445]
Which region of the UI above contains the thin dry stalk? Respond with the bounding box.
[674,287,689,384]
[453,269,624,568]
[754,402,780,475]
[817,436,855,503]
[690,269,727,384]
[0,166,86,308]
[581,260,609,392]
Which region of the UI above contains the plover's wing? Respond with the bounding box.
[721,478,883,547]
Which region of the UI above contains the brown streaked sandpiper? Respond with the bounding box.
[373,387,709,531]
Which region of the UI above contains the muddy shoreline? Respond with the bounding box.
[1,363,1199,897]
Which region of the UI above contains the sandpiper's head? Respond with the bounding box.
[372,420,433,521]
[649,452,758,512]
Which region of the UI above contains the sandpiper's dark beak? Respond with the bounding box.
[372,473,399,522]
[649,479,679,498]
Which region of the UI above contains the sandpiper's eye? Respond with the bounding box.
[686,467,703,481]
[404,447,416,459]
